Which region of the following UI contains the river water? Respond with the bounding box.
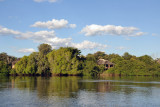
[0,76,160,107]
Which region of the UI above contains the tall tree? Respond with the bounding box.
[26,52,39,75]
[37,44,52,75]
[15,56,28,75]
[123,52,132,60]
[48,47,83,75]
[93,51,105,60]
[38,43,52,56]
[0,61,9,75]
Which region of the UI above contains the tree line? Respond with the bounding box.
[0,43,160,76]
[11,44,104,76]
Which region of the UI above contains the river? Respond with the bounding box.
[0,76,160,107]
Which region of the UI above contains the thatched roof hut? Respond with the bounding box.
[97,59,114,65]
[97,59,114,69]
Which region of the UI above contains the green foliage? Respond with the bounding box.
[26,52,39,74]
[0,52,17,65]
[15,56,28,75]
[2,43,160,77]
[0,61,9,75]
[14,43,52,76]
[106,53,121,61]
[93,51,105,60]
[14,52,50,76]
[48,47,83,75]
[10,69,16,75]
[37,55,50,75]
[138,55,153,65]
[106,53,160,76]
[83,54,105,76]
[123,52,132,60]
[38,43,52,55]
[0,52,17,75]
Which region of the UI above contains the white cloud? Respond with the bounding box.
[69,24,76,28]
[73,40,107,50]
[81,24,145,37]
[44,37,73,49]
[16,30,56,40]
[0,26,21,36]
[15,31,67,49]
[31,19,76,29]
[132,32,146,37]
[18,48,36,53]
[116,46,127,50]
[0,25,106,51]
[34,0,57,3]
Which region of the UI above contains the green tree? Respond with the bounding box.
[38,43,52,55]
[48,47,83,75]
[83,53,105,76]
[138,55,153,65]
[123,52,132,60]
[25,52,39,75]
[0,61,9,75]
[0,52,17,65]
[37,44,52,75]
[106,53,121,60]
[37,54,50,75]
[93,51,105,60]
[15,56,28,75]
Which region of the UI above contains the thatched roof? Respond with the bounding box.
[97,59,114,65]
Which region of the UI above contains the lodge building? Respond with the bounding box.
[97,59,114,70]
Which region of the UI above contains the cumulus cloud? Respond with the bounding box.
[132,32,146,37]
[34,0,57,3]
[18,48,36,53]
[16,31,56,41]
[31,19,76,29]
[81,24,145,37]
[73,40,107,50]
[0,26,21,36]
[0,25,106,50]
[43,37,73,49]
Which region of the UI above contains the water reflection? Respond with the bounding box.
[0,76,160,107]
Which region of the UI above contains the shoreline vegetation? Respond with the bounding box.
[0,43,160,77]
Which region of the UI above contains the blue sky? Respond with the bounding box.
[0,0,160,58]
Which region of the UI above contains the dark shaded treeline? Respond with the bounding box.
[0,43,160,76]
